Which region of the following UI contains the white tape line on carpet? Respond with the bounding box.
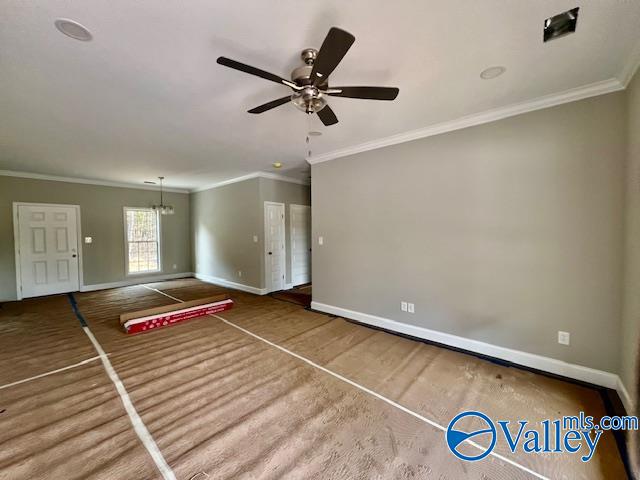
[142,284,548,480]
[0,355,102,391]
[81,324,176,480]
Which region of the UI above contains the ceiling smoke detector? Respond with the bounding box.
[54,19,93,41]
[544,7,579,42]
[480,66,506,80]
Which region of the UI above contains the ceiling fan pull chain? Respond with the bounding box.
[306,115,313,159]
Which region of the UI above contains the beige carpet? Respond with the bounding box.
[0,278,627,479]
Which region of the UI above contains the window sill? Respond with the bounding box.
[126,270,162,277]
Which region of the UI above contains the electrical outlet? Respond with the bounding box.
[401,301,408,312]
[318,236,324,245]
[408,303,415,313]
[238,270,242,278]
[253,235,258,243]
[84,237,92,244]
[172,264,177,270]
[558,331,570,345]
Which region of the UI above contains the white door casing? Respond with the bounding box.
[290,204,311,286]
[15,203,81,298]
[264,202,286,293]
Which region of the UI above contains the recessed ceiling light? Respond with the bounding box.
[544,7,579,42]
[273,162,282,169]
[308,131,322,136]
[480,66,506,80]
[54,19,93,41]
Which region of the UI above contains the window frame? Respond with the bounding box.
[123,207,162,276]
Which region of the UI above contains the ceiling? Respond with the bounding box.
[1,1,639,190]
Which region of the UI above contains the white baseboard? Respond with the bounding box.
[617,377,635,415]
[284,283,294,290]
[194,273,267,295]
[80,272,194,292]
[311,301,620,391]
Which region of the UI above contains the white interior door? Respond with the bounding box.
[264,202,285,292]
[17,204,80,298]
[290,204,311,286]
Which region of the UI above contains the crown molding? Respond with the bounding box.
[307,77,625,165]
[0,170,189,193]
[258,172,311,185]
[0,169,309,194]
[620,36,640,87]
[192,171,310,193]
[191,172,261,192]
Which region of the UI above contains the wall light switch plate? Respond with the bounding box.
[253,235,258,243]
[238,270,242,277]
[84,237,92,244]
[401,301,408,312]
[408,303,415,313]
[558,331,570,345]
[318,236,324,245]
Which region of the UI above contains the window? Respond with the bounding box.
[124,208,160,274]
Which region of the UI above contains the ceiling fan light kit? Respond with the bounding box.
[216,27,399,126]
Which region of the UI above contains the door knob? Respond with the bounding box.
[268,252,272,255]
[72,254,77,258]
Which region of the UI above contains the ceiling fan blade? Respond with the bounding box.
[217,57,298,89]
[310,27,355,86]
[326,86,399,101]
[317,105,338,126]
[248,96,291,114]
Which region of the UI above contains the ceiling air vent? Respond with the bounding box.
[544,7,579,42]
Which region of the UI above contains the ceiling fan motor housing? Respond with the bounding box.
[291,49,327,113]
[291,64,314,85]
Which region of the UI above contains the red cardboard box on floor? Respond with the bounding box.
[119,294,233,334]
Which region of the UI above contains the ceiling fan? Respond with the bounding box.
[216,27,399,126]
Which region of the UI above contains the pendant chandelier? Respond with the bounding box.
[152,176,174,215]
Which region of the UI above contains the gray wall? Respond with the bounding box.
[0,176,191,301]
[312,91,627,373]
[191,177,311,289]
[621,69,640,400]
[191,178,263,288]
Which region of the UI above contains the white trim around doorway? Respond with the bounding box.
[13,202,84,300]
